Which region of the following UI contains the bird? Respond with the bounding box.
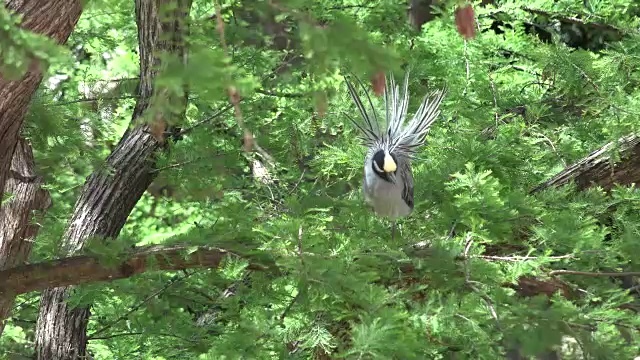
[344,71,446,240]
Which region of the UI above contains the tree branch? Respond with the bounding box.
[531,134,640,193]
[0,241,628,308]
[0,244,277,297]
[522,7,623,35]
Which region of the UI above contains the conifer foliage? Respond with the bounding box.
[1,0,640,359]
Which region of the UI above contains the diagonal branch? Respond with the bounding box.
[531,134,640,193]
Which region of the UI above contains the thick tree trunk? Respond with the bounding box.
[408,0,437,31]
[0,1,81,333]
[0,139,52,334]
[0,0,82,197]
[33,0,191,359]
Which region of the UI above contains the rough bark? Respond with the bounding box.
[0,138,52,334]
[531,134,640,193]
[33,0,192,359]
[0,1,81,330]
[408,0,437,31]
[0,0,82,197]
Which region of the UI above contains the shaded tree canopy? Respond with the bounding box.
[1,0,640,359]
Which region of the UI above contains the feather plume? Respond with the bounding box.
[345,72,446,158]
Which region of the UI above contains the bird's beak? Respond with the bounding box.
[387,172,397,184]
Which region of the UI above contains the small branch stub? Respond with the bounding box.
[370,71,385,97]
[455,4,476,39]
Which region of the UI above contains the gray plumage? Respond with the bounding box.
[345,72,445,237]
[363,147,413,219]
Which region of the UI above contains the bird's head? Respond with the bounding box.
[372,149,397,183]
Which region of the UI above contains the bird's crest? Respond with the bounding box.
[344,72,446,158]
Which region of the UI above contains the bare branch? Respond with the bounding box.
[478,254,574,262]
[255,88,304,98]
[522,7,623,34]
[178,103,234,136]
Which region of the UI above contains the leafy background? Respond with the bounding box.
[2,0,640,359]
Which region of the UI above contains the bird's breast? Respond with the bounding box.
[363,163,412,219]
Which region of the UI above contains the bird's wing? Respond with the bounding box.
[399,160,414,210]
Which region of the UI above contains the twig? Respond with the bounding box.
[287,169,306,195]
[447,221,457,239]
[568,59,599,92]
[487,71,499,124]
[478,254,574,262]
[88,274,189,339]
[178,103,234,136]
[462,39,471,97]
[278,225,304,322]
[279,292,301,321]
[521,7,622,34]
[325,4,375,11]
[462,233,474,283]
[89,331,199,343]
[150,158,201,173]
[50,95,139,106]
[297,225,304,264]
[255,88,304,98]
[214,2,278,168]
[468,282,502,330]
[535,132,567,167]
[461,234,502,329]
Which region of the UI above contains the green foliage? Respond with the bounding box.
[3,0,640,359]
[0,6,71,79]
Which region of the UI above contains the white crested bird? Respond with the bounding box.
[344,72,446,240]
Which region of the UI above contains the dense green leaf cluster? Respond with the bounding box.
[2,0,640,359]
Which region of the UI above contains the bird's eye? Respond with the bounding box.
[372,150,386,174]
[372,158,384,173]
